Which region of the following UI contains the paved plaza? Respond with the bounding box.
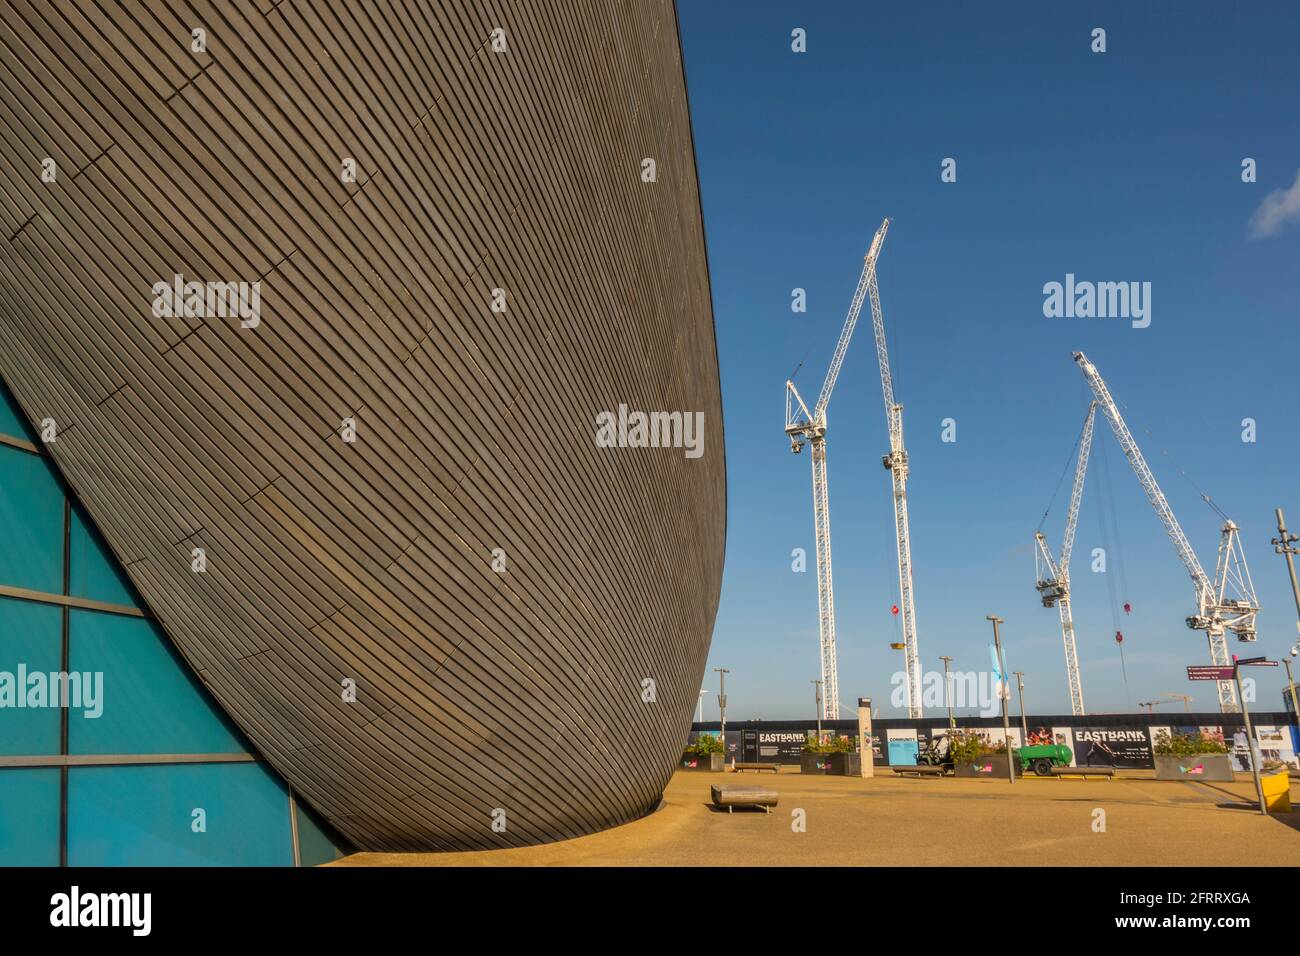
[333,768,1300,866]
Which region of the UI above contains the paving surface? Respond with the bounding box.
[331,768,1300,866]
[330,770,1294,868]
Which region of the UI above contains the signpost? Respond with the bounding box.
[1189,657,1278,814]
[987,615,1015,784]
[857,697,874,779]
[715,667,730,766]
[1235,656,1278,667]
[1187,665,1235,681]
[1232,660,1266,815]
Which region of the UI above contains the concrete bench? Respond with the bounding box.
[892,764,946,776]
[1050,765,1114,780]
[732,762,780,773]
[711,785,778,814]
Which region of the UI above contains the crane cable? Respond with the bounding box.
[787,347,812,385]
[1094,432,1133,705]
[1114,396,1231,522]
[1093,393,1228,709]
[1036,406,1091,535]
[889,282,901,404]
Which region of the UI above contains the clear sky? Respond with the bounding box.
[678,1,1300,720]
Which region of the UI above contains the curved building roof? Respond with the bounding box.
[0,0,723,850]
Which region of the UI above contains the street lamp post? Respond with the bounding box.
[938,655,955,729]
[1232,659,1268,816]
[811,679,824,737]
[1283,658,1300,725]
[1271,508,1300,623]
[987,615,1014,784]
[1013,671,1028,743]
[714,668,730,761]
[1270,509,1300,724]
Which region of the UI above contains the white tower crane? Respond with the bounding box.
[1072,352,1260,712]
[1034,401,1097,716]
[784,219,890,720]
[864,219,924,718]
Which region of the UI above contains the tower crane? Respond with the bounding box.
[1139,694,1193,713]
[784,219,890,720]
[1034,401,1098,716]
[865,219,923,717]
[1072,352,1260,712]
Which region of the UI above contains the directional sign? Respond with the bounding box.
[1235,657,1278,667]
[1187,665,1235,681]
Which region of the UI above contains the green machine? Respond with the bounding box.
[1015,744,1074,776]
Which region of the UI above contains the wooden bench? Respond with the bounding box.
[1050,765,1114,780]
[710,785,778,814]
[732,762,780,774]
[892,764,947,776]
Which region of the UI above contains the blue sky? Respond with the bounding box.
[678,1,1300,720]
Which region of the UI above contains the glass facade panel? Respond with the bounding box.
[68,610,246,755]
[0,380,36,442]
[0,768,60,866]
[0,445,63,593]
[296,797,352,866]
[0,374,349,866]
[0,596,62,755]
[67,763,294,866]
[69,507,139,608]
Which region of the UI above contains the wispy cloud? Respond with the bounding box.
[1248,167,1300,239]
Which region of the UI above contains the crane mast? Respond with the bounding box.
[1071,352,1259,712]
[864,220,923,718]
[783,221,888,720]
[1034,401,1097,716]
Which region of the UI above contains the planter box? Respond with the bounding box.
[680,752,724,772]
[953,753,1018,778]
[800,752,861,775]
[834,752,861,776]
[800,753,828,774]
[1154,754,1234,781]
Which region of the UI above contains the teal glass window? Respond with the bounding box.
[0,374,351,866]
[296,798,352,866]
[0,596,62,755]
[0,381,37,443]
[67,763,293,866]
[0,445,63,593]
[0,769,60,866]
[68,610,246,755]
[69,507,139,608]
